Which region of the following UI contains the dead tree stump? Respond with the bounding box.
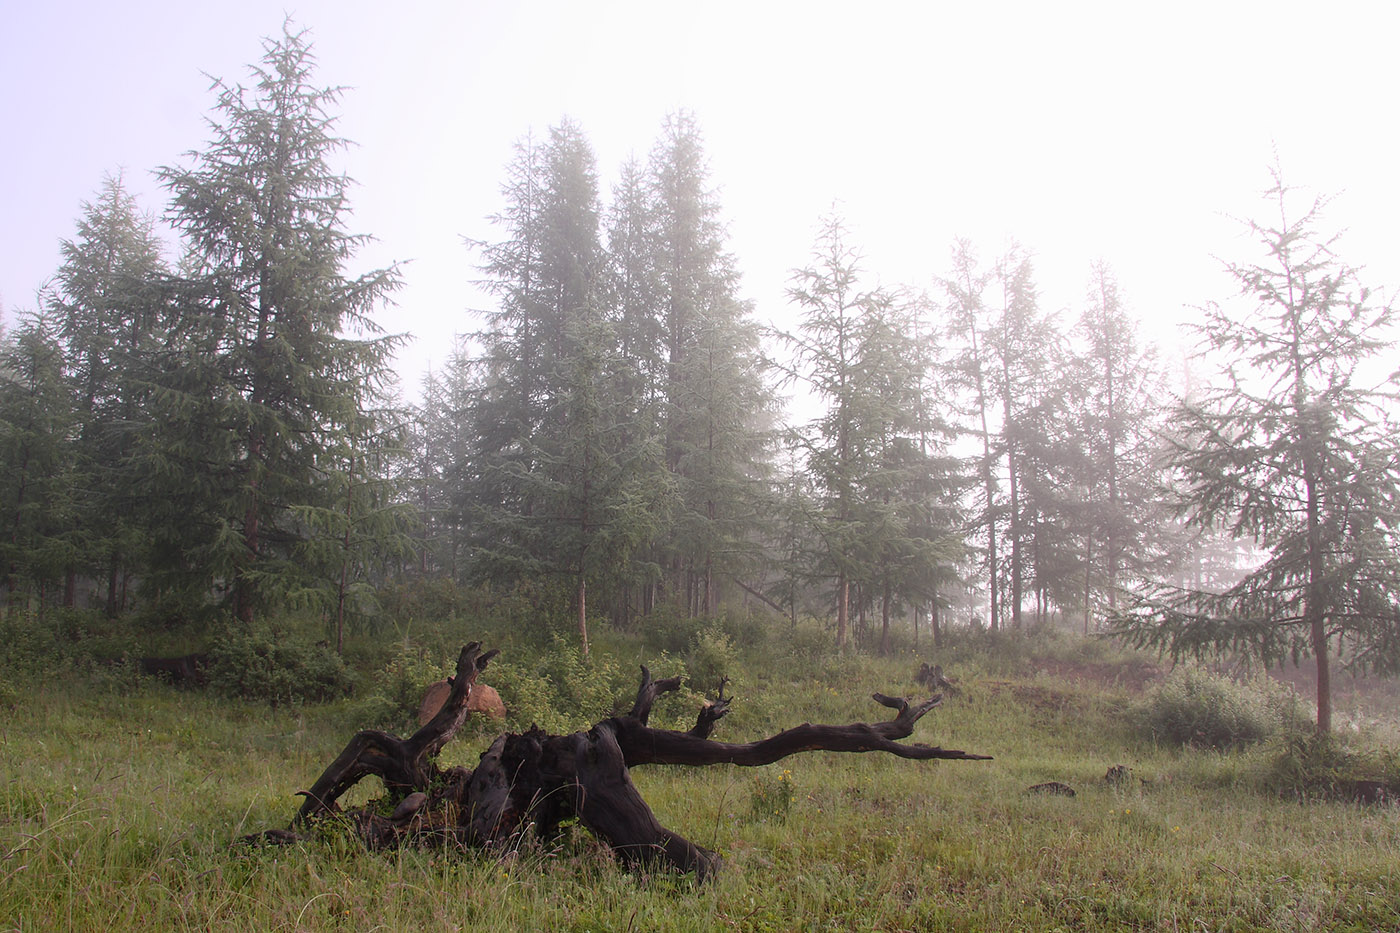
[253,642,990,881]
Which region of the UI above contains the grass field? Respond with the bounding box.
[2,622,1398,932]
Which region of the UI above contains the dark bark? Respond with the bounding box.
[253,643,990,881]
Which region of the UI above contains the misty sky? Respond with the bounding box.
[3,1,1397,399]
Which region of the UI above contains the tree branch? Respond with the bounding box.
[612,686,989,767]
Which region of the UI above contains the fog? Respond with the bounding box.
[4,1,1398,397]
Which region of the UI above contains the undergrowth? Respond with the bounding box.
[2,603,1399,931]
[1136,666,1306,749]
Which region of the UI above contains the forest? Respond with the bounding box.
[6,25,1400,931]
[3,26,1400,742]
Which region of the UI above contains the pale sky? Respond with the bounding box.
[3,1,1397,403]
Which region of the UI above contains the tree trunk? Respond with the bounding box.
[880,579,892,655]
[577,575,590,659]
[836,572,849,649]
[259,642,989,881]
[335,452,355,655]
[106,558,120,618]
[1305,442,1331,734]
[735,579,786,617]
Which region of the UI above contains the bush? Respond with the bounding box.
[1137,667,1300,749]
[487,634,630,734]
[0,676,18,709]
[686,625,737,690]
[1264,732,1400,801]
[341,648,450,732]
[0,607,137,675]
[1266,732,1352,799]
[782,618,834,663]
[207,627,354,706]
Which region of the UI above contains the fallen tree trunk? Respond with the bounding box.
[252,641,990,880]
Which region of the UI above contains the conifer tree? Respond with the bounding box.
[941,240,1001,630]
[786,220,964,651]
[48,175,167,615]
[289,404,418,652]
[646,111,771,615]
[942,241,1058,629]
[784,216,874,648]
[1114,165,1400,733]
[409,365,469,579]
[601,157,673,620]
[987,245,1058,629]
[459,120,679,649]
[1061,262,1168,628]
[151,25,402,623]
[0,311,79,606]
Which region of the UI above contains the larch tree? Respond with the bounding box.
[943,241,1057,630]
[786,214,954,650]
[784,216,873,648]
[987,244,1056,630]
[1114,164,1400,734]
[459,120,678,652]
[1065,262,1168,629]
[153,25,402,624]
[0,311,78,607]
[454,130,548,588]
[905,291,968,648]
[48,175,168,615]
[460,120,605,644]
[646,111,772,616]
[289,401,419,653]
[600,156,674,622]
[409,362,475,581]
[941,240,1001,630]
[847,290,963,653]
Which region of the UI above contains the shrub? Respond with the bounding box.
[1137,667,1299,749]
[207,627,354,706]
[0,607,137,675]
[1264,732,1400,801]
[1265,732,1353,799]
[487,634,629,734]
[686,625,737,691]
[637,606,710,655]
[783,618,834,663]
[341,648,450,732]
[0,676,18,709]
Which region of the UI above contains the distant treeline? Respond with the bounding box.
[5,27,1397,714]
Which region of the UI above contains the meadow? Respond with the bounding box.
[2,612,1398,932]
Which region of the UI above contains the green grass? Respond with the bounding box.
[3,628,1400,931]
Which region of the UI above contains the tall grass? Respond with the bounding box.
[3,618,1399,931]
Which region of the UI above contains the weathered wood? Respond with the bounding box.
[257,641,989,881]
[610,691,989,768]
[294,641,497,822]
[916,662,954,693]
